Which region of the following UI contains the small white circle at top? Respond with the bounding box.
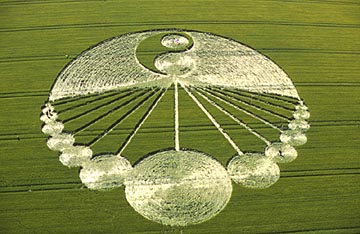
[161,34,190,49]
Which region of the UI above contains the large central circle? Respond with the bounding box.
[124,150,232,227]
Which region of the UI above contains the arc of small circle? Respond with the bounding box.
[181,83,244,156]
[194,89,272,146]
[64,88,148,125]
[204,87,291,123]
[87,89,160,146]
[214,87,296,112]
[198,88,283,132]
[56,88,137,114]
[115,88,168,156]
[72,89,154,134]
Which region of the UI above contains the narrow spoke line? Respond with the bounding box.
[199,88,283,132]
[57,88,137,114]
[87,90,159,146]
[63,88,146,124]
[116,88,168,156]
[233,87,300,105]
[194,89,271,145]
[206,88,291,122]
[214,87,295,111]
[181,84,243,155]
[72,89,152,133]
[51,92,100,106]
[174,82,180,151]
[51,87,136,106]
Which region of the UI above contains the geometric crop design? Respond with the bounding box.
[40,29,310,227]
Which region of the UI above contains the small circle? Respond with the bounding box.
[293,109,310,120]
[46,133,74,151]
[124,150,232,227]
[42,121,64,135]
[265,142,298,163]
[59,145,92,167]
[79,154,132,190]
[288,119,310,131]
[295,104,308,111]
[280,130,307,146]
[41,103,55,114]
[154,53,195,76]
[227,153,280,189]
[161,34,190,49]
[40,112,58,123]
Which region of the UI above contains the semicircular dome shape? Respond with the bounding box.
[49,29,299,101]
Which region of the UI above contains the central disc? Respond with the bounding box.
[124,150,232,227]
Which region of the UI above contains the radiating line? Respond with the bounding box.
[215,87,295,111]
[233,87,300,105]
[63,89,146,124]
[87,90,159,146]
[174,82,180,151]
[199,88,283,132]
[181,84,243,155]
[51,92,100,106]
[71,90,151,133]
[51,87,137,106]
[206,88,291,122]
[194,89,271,145]
[57,88,136,114]
[116,88,168,156]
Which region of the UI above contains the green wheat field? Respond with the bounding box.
[0,1,359,233]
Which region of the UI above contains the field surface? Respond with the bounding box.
[0,1,359,233]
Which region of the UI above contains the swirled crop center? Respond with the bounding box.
[124,150,232,227]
